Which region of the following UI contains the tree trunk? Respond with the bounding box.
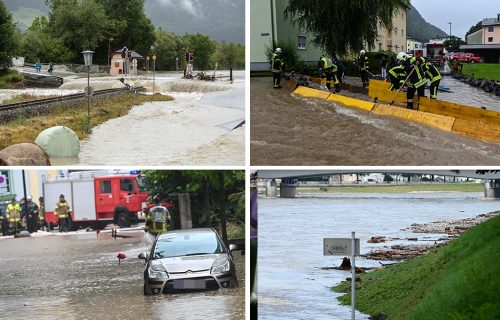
[219,172,228,246]
[178,193,192,229]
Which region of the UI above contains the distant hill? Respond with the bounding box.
[4,0,244,43]
[407,4,447,42]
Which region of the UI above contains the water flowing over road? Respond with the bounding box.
[0,233,245,320]
[258,192,500,320]
[251,77,500,165]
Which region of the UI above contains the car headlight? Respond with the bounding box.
[211,256,230,274]
[149,260,168,279]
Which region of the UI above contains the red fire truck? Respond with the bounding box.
[43,173,150,230]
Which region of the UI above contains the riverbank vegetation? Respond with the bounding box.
[0,70,23,89]
[460,63,500,81]
[298,183,483,194]
[0,93,172,149]
[332,215,500,319]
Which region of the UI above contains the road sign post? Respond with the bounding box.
[323,233,360,320]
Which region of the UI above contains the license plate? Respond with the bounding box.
[173,279,206,289]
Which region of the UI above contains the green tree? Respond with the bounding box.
[19,16,74,63]
[184,33,217,70]
[153,29,187,71]
[284,0,409,56]
[48,0,110,61]
[443,38,466,51]
[0,0,19,70]
[212,41,245,70]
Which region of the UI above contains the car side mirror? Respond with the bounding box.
[138,252,149,260]
[229,244,238,252]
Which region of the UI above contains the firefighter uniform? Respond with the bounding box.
[358,51,370,87]
[319,56,340,92]
[388,65,407,91]
[406,57,427,109]
[271,49,285,88]
[22,197,39,233]
[55,196,72,232]
[146,205,170,235]
[423,60,442,99]
[38,197,46,231]
[6,201,22,233]
[0,208,8,236]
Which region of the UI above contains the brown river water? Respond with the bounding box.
[251,77,500,165]
[0,233,245,320]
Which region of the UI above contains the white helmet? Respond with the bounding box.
[275,48,282,53]
[27,195,32,201]
[360,50,366,55]
[396,52,407,62]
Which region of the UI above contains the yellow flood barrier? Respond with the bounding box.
[452,119,500,143]
[293,86,331,100]
[368,86,408,104]
[327,94,375,111]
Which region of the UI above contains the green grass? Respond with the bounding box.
[0,70,24,89]
[333,215,500,319]
[298,183,483,194]
[460,63,500,81]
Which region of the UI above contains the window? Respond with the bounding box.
[379,42,383,51]
[488,26,494,32]
[297,36,306,49]
[488,37,493,42]
[395,27,398,34]
[402,29,404,36]
[120,178,135,192]
[100,180,112,194]
[0,170,12,194]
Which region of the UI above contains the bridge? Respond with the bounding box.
[256,170,500,198]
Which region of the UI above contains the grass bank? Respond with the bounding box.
[1,93,56,105]
[332,215,500,319]
[0,70,24,89]
[0,93,172,149]
[298,183,483,194]
[460,63,500,81]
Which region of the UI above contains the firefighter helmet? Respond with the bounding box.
[360,50,366,55]
[27,195,32,201]
[396,52,407,62]
[153,195,161,204]
[275,48,282,53]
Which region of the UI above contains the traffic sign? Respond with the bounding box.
[152,55,157,60]
[323,238,360,256]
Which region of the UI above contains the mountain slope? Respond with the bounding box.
[407,3,447,42]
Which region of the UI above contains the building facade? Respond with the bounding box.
[461,14,500,63]
[251,0,408,71]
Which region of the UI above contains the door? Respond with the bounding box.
[116,177,138,209]
[95,178,115,218]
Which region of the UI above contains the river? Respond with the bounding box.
[257,191,500,319]
[251,77,500,165]
[0,232,245,320]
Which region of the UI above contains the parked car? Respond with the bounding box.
[451,52,481,63]
[139,228,238,295]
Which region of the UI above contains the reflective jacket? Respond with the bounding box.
[320,57,337,73]
[6,203,21,223]
[423,62,442,82]
[55,201,71,219]
[358,55,369,71]
[271,53,284,73]
[388,65,407,90]
[147,206,170,235]
[406,57,426,88]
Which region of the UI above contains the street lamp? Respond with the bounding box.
[82,50,94,133]
[150,45,156,94]
[448,22,452,40]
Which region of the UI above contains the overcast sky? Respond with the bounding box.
[411,0,499,40]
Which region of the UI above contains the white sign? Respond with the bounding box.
[323,238,360,256]
[187,63,193,76]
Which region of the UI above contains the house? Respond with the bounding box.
[109,49,144,76]
[461,14,500,63]
[407,37,423,51]
[250,0,408,71]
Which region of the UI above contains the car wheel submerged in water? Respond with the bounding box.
[139,228,238,295]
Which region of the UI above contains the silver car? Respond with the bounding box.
[139,228,238,295]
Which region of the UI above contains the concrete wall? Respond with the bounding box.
[250,0,274,71]
[467,29,482,45]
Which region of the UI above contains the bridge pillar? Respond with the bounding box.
[484,180,500,198]
[265,179,278,197]
[280,178,298,198]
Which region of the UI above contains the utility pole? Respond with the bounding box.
[107,37,114,68]
[448,22,452,40]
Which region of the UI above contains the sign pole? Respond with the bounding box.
[351,231,356,320]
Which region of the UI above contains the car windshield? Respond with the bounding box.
[153,232,224,259]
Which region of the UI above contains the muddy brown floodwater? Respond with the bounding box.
[0,233,245,320]
[250,77,500,165]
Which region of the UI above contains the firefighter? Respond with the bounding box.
[318,54,340,92]
[38,196,47,231]
[55,194,72,232]
[22,195,39,234]
[0,207,8,236]
[358,50,370,87]
[146,195,170,235]
[422,58,442,99]
[388,52,408,91]
[6,197,21,235]
[405,56,427,109]
[271,48,285,89]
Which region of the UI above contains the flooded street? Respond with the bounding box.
[0,233,245,320]
[258,192,500,320]
[251,77,500,165]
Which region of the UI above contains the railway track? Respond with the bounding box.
[0,88,126,112]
